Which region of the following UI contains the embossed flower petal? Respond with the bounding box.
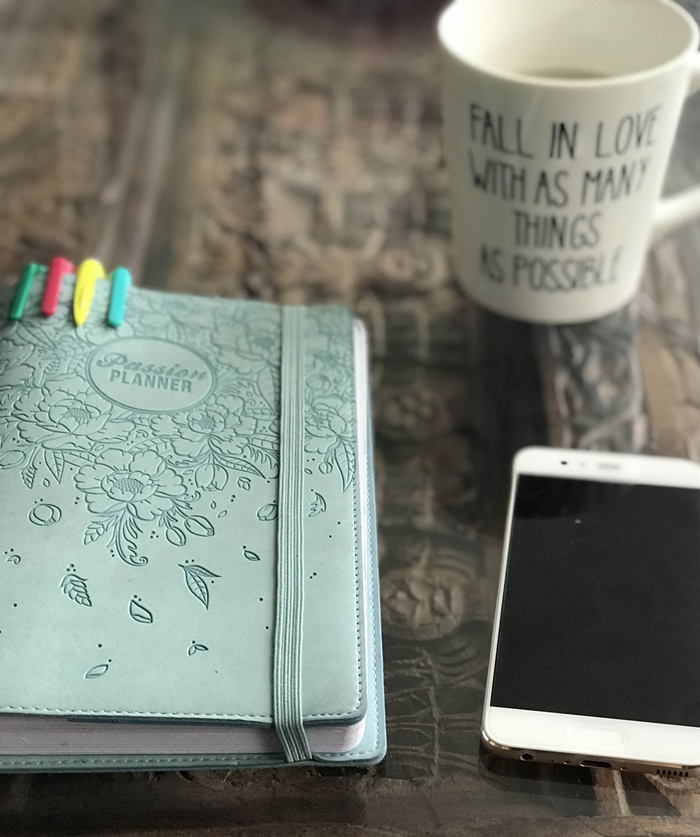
[230,415,256,436]
[305,435,338,455]
[188,406,227,435]
[40,433,94,451]
[130,450,165,477]
[172,435,207,458]
[84,494,123,516]
[104,469,156,503]
[154,466,187,498]
[209,433,245,458]
[102,419,135,439]
[101,448,132,469]
[46,394,108,436]
[217,395,245,417]
[151,415,179,435]
[195,462,227,491]
[133,494,177,521]
[75,463,114,493]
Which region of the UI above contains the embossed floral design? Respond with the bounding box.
[0,341,34,391]
[0,284,356,569]
[306,396,354,454]
[76,450,186,520]
[76,449,213,565]
[15,386,123,450]
[304,308,356,491]
[0,381,134,488]
[212,307,281,373]
[154,394,273,491]
[173,396,257,457]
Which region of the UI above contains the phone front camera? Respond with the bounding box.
[561,460,568,465]
[520,753,534,761]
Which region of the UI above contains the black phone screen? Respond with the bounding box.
[491,474,700,726]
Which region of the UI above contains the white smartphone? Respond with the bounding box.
[483,446,700,775]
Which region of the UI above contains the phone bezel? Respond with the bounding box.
[482,446,700,771]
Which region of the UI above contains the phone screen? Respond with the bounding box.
[491,474,700,727]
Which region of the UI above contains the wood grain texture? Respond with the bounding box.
[0,0,699,833]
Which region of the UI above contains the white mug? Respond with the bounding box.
[439,0,700,324]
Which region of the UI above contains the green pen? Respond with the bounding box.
[9,263,47,320]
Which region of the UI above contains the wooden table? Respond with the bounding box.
[1,0,700,833]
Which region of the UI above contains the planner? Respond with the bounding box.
[0,275,385,771]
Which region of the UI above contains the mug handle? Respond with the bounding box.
[652,53,700,242]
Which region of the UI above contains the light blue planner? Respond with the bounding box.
[0,276,385,771]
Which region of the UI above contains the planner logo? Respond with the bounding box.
[87,338,215,412]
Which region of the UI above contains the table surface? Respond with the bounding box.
[2,1,700,834]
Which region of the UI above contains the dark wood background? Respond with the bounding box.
[1,0,700,833]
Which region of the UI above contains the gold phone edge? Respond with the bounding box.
[481,728,700,777]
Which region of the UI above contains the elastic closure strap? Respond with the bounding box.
[274,306,312,763]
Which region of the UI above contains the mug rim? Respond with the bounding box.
[438,0,700,88]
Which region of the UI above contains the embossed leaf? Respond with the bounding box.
[188,643,209,656]
[256,502,278,522]
[129,599,153,623]
[333,439,356,492]
[113,515,142,564]
[20,464,36,488]
[180,563,221,609]
[184,515,215,537]
[85,662,109,679]
[166,526,187,547]
[318,460,332,475]
[84,521,107,545]
[309,491,326,517]
[63,450,95,467]
[60,573,92,607]
[238,477,251,490]
[244,548,260,562]
[218,455,263,477]
[44,450,65,484]
[257,366,280,412]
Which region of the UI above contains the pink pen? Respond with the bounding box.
[42,256,75,316]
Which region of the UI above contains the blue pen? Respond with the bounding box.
[107,267,131,327]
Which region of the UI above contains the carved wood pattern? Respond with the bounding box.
[1,0,700,831]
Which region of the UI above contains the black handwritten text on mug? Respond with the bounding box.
[469,104,534,158]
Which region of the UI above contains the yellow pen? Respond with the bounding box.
[73,258,105,326]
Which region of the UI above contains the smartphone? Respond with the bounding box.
[483,446,700,775]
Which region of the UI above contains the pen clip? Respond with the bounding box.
[73,259,105,326]
[42,257,75,317]
[10,263,47,321]
[108,267,131,328]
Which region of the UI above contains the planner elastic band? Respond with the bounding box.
[273,306,312,763]
[73,258,105,326]
[108,267,131,327]
[10,263,46,321]
[42,257,74,316]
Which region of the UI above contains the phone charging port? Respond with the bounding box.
[580,759,612,769]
